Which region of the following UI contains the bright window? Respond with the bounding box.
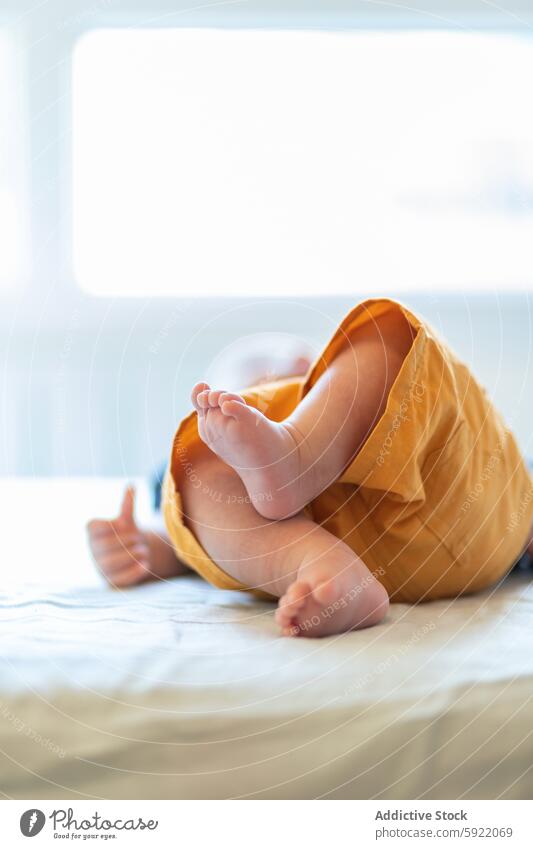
[0,31,26,292]
[73,29,533,297]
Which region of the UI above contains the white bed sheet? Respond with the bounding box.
[0,479,532,799]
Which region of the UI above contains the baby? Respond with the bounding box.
[88,299,533,637]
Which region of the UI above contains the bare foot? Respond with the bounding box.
[191,382,307,519]
[275,547,389,637]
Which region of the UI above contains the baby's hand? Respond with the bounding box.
[87,486,151,588]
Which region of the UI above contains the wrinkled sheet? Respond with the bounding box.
[1,573,532,799]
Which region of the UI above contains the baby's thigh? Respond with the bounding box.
[179,442,274,543]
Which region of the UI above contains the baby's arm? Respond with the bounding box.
[87,485,186,587]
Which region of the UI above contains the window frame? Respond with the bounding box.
[1,0,532,329]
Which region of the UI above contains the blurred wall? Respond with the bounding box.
[1,1,533,476]
[2,292,531,476]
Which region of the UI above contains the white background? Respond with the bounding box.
[0,0,532,476]
[2,799,532,847]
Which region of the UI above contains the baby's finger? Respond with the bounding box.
[106,563,150,588]
[97,546,150,574]
[88,518,135,541]
[119,485,136,525]
[89,532,144,555]
[87,518,114,538]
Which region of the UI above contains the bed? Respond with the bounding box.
[0,478,532,799]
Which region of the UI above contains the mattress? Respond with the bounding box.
[0,479,532,799]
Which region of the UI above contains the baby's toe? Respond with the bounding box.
[275,608,300,637]
[196,389,212,410]
[191,382,210,411]
[276,583,308,629]
[274,607,287,628]
[219,392,245,407]
[285,580,312,606]
[220,398,258,423]
[312,575,342,606]
[275,599,294,627]
[207,389,229,407]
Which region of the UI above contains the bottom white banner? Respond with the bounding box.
[1,799,531,847]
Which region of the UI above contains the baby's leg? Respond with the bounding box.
[192,308,414,519]
[180,446,389,636]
